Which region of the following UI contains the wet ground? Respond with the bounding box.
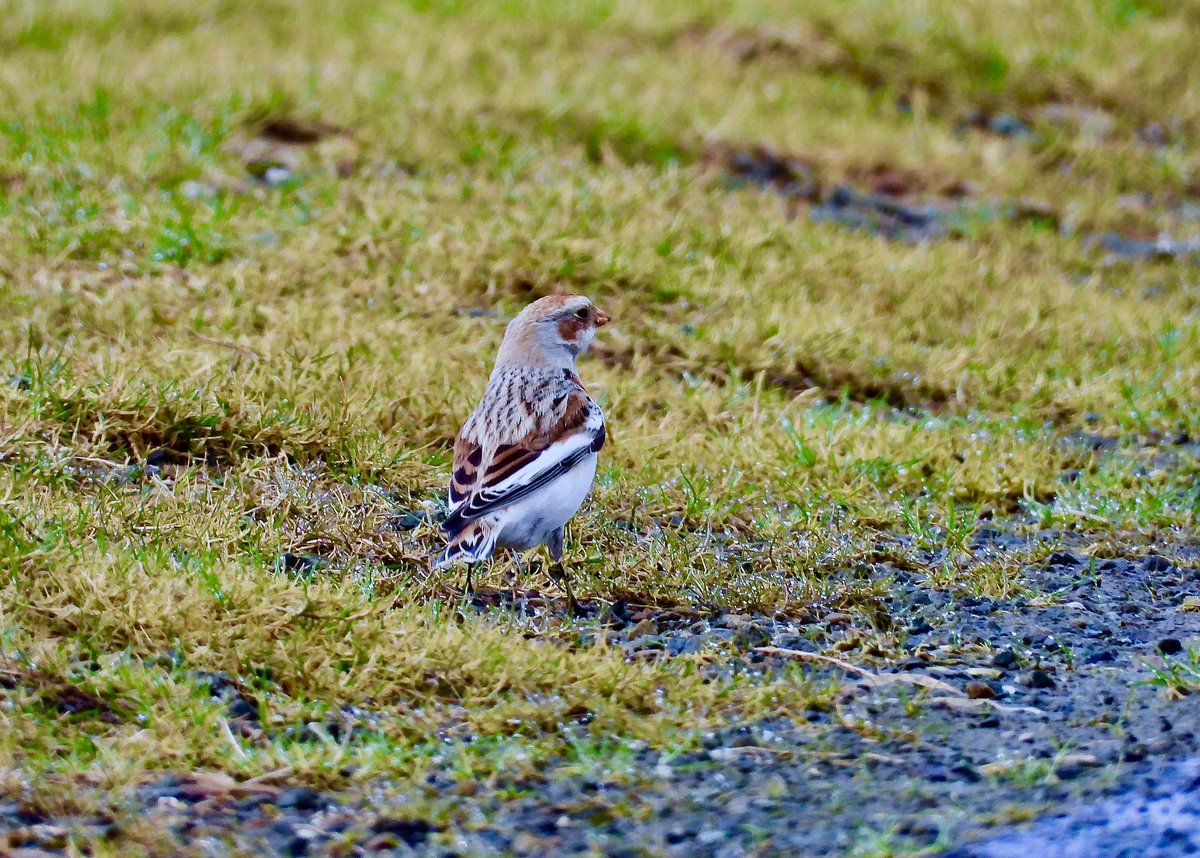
[705,142,1200,257]
[3,520,1197,856]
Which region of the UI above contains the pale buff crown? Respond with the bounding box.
[492,294,611,374]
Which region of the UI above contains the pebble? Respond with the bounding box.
[1143,556,1175,573]
[992,649,1019,669]
[626,619,659,640]
[1028,669,1057,689]
[966,667,1003,679]
[276,788,323,811]
[1049,551,1084,568]
[966,681,999,700]
[369,817,439,846]
[1158,638,1184,656]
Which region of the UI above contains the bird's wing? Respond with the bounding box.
[444,388,604,531]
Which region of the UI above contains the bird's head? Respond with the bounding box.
[496,294,611,369]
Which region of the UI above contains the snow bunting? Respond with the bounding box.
[436,294,610,604]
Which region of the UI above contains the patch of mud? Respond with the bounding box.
[708,140,1197,266]
[254,117,349,146]
[704,143,1059,244]
[705,143,821,201]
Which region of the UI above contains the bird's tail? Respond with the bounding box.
[435,517,501,569]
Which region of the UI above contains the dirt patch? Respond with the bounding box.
[704,142,1058,243]
[253,117,349,146]
[0,660,126,724]
[675,21,899,98]
[458,263,656,306]
[702,143,821,201]
[759,359,957,410]
[675,22,849,71]
[223,115,359,184]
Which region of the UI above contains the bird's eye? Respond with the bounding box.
[574,308,590,320]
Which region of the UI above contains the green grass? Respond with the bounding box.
[1143,645,1200,697]
[1,0,1200,836]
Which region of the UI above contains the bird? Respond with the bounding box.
[435,293,610,609]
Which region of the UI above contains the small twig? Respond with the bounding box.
[755,646,965,696]
[192,332,261,360]
[73,455,128,469]
[755,646,871,676]
[707,745,792,760]
[244,766,294,785]
[218,717,249,760]
[928,695,1046,716]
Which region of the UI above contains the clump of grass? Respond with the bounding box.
[1142,646,1200,699]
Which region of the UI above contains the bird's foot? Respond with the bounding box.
[549,562,581,617]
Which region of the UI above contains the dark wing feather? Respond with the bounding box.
[442,442,596,532]
[444,389,600,532]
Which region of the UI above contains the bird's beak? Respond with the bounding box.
[594,308,611,327]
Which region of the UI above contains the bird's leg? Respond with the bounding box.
[547,527,579,616]
[509,548,525,605]
[464,563,475,597]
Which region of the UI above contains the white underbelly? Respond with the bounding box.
[496,453,598,551]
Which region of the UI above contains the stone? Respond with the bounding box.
[1158,638,1184,656]
[1028,669,1057,689]
[966,681,998,700]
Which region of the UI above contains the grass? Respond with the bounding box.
[1,0,1199,844]
[1143,645,1200,698]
